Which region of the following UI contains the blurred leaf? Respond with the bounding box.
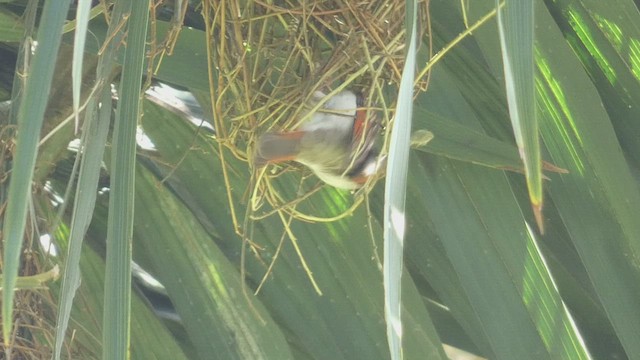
[534,5,640,355]
[0,7,24,42]
[44,210,191,360]
[410,148,588,358]
[73,17,210,91]
[134,161,295,359]
[544,0,640,169]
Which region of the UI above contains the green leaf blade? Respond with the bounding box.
[383,0,427,359]
[71,0,93,132]
[496,0,544,230]
[134,164,295,360]
[53,87,111,360]
[2,0,72,345]
[103,1,149,358]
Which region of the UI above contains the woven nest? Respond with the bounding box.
[200,1,430,220]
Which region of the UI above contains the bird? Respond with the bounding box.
[254,90,385,189]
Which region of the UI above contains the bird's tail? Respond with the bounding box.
[254,131,305,168]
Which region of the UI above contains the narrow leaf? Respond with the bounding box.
[53,0,127,354]
[53,87,111,360]
[71,0,93,132]
[2,0,72,345]
[412,108,565,174]
[496,0,544,231]
[103,1,149,358]
[383,0,420,359]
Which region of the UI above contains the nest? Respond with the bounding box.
[200,0,431,221]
